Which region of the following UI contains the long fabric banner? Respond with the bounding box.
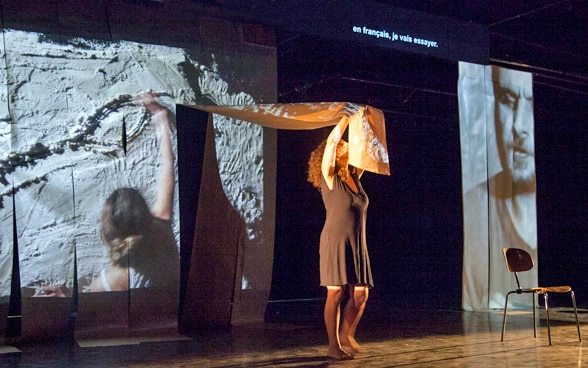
[459,62,537,311]
[190,103,390,176]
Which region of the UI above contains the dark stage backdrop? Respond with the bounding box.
[271,57,464,311]
[534,77,588,302]
[271,117,464,311]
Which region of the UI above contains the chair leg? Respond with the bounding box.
[532,292,537,338]
[544,293,552,346]
[501,292,512,342]
[571,290,582,342]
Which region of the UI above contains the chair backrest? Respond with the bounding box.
[502,247,534,289]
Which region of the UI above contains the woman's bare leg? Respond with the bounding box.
[324,286,353,360]
[340,285,369,353]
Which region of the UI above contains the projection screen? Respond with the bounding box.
[459,62,537,311]
[0,27,275,340]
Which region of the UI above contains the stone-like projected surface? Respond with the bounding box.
[0,30,264,296]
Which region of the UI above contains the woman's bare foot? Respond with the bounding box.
[340,335,365,354]
[327,346,354,360]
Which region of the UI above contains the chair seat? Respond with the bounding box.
[531,286,572,294]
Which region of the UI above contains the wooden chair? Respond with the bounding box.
[500,247,581,345]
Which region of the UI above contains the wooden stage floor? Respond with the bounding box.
[1,303,586,367]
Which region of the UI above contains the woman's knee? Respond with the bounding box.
[326,286,344,302]
[353,286,369,306]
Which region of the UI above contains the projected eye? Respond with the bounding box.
[497,89,517,108]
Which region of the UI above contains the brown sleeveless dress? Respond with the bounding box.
[319,172,373,287]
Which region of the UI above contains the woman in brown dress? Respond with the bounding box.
[308,122,373,361]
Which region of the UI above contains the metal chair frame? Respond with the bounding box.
[501,247,582,345]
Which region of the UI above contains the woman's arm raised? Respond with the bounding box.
[321,117,349,190]
[136,92,175,221]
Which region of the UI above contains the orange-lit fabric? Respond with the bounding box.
[188,102,390,176]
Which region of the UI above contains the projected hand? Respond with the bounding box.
[135,91,167,115]
[33,285,67,298]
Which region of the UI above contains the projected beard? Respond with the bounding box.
[493,67,536,196]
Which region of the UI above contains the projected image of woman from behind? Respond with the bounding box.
[308,123,372,361]
[32,92,178,297]
[88,91,179,292]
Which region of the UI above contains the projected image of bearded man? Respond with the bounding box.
[486,66,537,309]
[493,67,536,197]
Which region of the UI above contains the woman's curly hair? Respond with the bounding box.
[307,140,327,191]
[107,235,143,267]
[307,139,353,192]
